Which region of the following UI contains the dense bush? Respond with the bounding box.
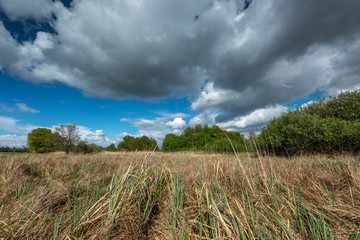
[74,141,102,154]
[258,90,360,156]
[162,125,246,153]
[117,135,159,151]
[203,138,247,153]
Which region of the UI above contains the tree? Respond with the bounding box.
[162,125,243,152]
[75,141,92,154]
[117,135,159,151]
[117,135,135,151]
[27,128,56,153]
[105,143,116,151]
[55,123,81,154]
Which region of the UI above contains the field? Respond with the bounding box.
[0,152,360,239]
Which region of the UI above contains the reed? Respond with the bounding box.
[0,152,359,239]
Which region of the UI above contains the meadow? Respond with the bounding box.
[0,152,359,239]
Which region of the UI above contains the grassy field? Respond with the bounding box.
[0,152,360,239]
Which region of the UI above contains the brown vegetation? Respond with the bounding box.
[0,152,359,239]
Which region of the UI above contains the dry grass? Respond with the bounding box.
[0,152,359,239]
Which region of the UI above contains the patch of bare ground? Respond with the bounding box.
[0,152,359,239]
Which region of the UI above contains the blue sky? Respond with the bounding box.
[0,0,359,147]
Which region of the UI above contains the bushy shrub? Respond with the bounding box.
[258,90,360,156]
[75,141,104,154]
[162,125,244,152]
[203,138,247,153]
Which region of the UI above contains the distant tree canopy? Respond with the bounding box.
[0,146,29,153]
[258,90,360,156]
[162,125,247,153]
[117,135,159,151]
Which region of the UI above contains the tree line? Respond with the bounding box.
[26,123,160,154]
[0,146,29,153]
[25,123,247,154]
[21,90,359,155]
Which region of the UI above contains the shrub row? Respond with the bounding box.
[258,90,360,155]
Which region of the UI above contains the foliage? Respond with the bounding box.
[75,141,104,154]
[162,124,246,152]
[162,134,191,152]
[117,135,159,151]
[258,90,360,156]
[105,143,116,152]
[0,146,29,153]
[303,90,360,121]
[55,123,81,154]
[88,143,104,153]
[203,138,248,153]
[27,128,60,153]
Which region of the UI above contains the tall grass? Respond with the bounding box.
[0,152,359,239]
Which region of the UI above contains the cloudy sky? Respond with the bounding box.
[1,0,359,147]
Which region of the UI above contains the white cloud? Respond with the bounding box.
[218,105,288,130]
[73,126,115,147]
[16,103,40,113]
[190,82,238,112]
[0,116,37,134]
[189,111,217,126]
[166,117,186,130]
[0,134,27,147]
[300,101,314,109]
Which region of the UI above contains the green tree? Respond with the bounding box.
[27,128,56,153]
[162,125,243,152]
[117,135,159,151]
[55,123,81,154]
[105,143,116,151]
[117,135,135,151]
[75,141,92,154]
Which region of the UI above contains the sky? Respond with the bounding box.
[0,0,360,148]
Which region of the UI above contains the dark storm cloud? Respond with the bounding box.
[0,0,360,125]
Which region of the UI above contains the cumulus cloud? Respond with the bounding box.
[189,110,217,127]
[1,0,360,130]
[218,105,288,130]
[188,105,288,134]
[16,103,40,113]
[0,115,37,134]
[76,126,115,147]
[166,117,186,130]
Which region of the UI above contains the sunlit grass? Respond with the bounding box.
[0,152,359,239]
